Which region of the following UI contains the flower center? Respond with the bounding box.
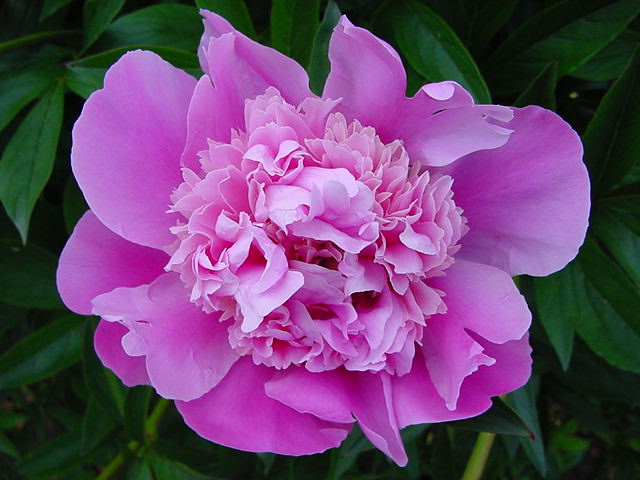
[166,88,467,375]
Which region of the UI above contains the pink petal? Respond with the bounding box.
[199,10,312,107]
[94,320,150,387]
[57,211,168,315]
[441,106,590,276]
[92,273,239,401]
[392,353,492,427]
[176,357,350,455]
[72,51,196,249]
[465,334,532,398]
[429,259,531,344]
[421,317,495,410]
[323,16,406,137]
[180,75,240,171]
[266,368,408,466]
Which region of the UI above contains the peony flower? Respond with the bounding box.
[57,10,590,466]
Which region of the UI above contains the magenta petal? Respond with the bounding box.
[266,368,408,466]
[392,354,492,427]
[176,357,350,455]
[180,75,240,171]
[429,259,531,344]
[324,16,406,136]
[421,319,495,410]
[92,274,239,401]
[442,106,590,276]
[199,11,311,107]
[465,334,533,398]
[57,211,168,315]
[72,51,196,249]
[94,320,150,387]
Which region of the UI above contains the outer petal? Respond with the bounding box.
[428,259,531,344]
[94,320,150,387]
[265,369,408,466]
[92,273,239,401]
[72,51,197,249]
[323,16,406,137]
[442,106,590,276]
[199,10,312,106]
[392,336,531,428]
[57,211,168,315]
[176,357,351,456]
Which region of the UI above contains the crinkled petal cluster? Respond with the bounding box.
[57,10,590,466]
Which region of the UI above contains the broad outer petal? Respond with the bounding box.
[72,51,196,249]
[199,10,312,107]
[428,259,531,344]
[323,16,406,138]
[442,106,590,276]
[57,211,168,315]
[94,320,150,387]
[92,273,239,402]
[175,357,351,456]
[392,336,531,428]
[265,368,408,466]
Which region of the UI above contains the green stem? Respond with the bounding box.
[95,398,171,480]
[0,29,80,54]
[460,432,496,480]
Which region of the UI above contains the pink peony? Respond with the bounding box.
[57,11,590,465]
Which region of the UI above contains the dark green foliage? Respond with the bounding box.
[0,1,638,479]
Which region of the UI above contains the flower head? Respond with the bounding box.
[57,10,590,465]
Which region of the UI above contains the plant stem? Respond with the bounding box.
[95,398,171,480]
[460,432,496,480]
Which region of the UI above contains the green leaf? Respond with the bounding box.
[561,262,640,373]
[578,237,640,336]
[583,48,640,195]
[534,270,575,371]
[572,29,640,82]
[124,386,152,443]
[82,0,125,50]
[426,0,518,56]
[64,66,104,98]
[0,240,61,309]
[308,1,340,95]
[0,57,64,133]
[0,81,64,242]
[0,412,28,430]
[451,398,534,438]
[17,432,83,478]
[63,176,88,232]
[96,4,201,52]
[514,62,558,110]
[0,431,19,459]
[40,0,74,21]
[389,0,491,103]
[592,207,640,285]
[507,378,547,476]
[271,0,321,67]
[195,0,256,39]
[82,322,125,422]
[80,397,116,454]
[485,0,640,96]
[149,455,210,480]
[0,315,84,389]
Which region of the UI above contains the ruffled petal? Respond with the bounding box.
[428,259,531,344]
[323,16,406,137]
[176,357,351,455]
[92,273,239,401]
[441,106,590,276]
[72,51,196,249]
[57,211,168,315]
[199,11,311,110]
[94,320,150,387]
[266,368,408,466]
